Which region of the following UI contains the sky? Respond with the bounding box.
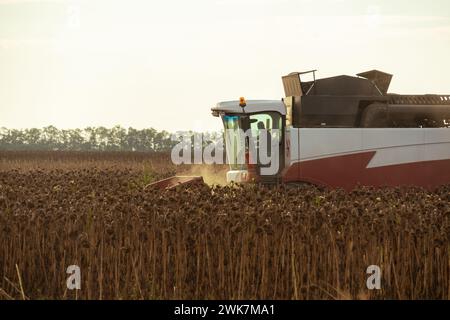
[0,0,450,132]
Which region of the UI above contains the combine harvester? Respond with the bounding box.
[211,70,450,190]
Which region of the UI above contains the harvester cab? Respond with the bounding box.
[212,70,450,189]
[211,99,286,183]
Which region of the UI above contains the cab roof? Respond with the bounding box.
[212,100,286,116]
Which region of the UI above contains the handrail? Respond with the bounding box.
[388,94,450,105]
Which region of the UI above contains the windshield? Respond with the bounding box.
[222,115,247,170]
[222,112,282,171]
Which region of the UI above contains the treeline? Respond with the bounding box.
[0,126,219,152]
